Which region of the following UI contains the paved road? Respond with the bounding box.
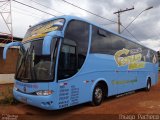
[0,74,14,84]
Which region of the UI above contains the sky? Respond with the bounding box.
[0,0,160,51]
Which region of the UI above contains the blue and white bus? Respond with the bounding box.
[3,15,158,110]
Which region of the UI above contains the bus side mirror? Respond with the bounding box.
[3,42,23,60]
[42,31,64,55]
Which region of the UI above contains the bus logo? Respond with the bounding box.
[114,48,145,70]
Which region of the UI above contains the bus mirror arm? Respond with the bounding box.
[3,42,23,60]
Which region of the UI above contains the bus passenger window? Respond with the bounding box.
[58,20,89,80]
[58,43,77,79]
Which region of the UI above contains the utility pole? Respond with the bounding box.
[121,6,153,33]
[114,7,134,34]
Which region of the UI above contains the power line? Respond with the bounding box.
[30,0,65,15]
[62,0,140,42]
[61,0,117,24]
[13,5,44,19]
[121,24,140,42]
[12,0,141,43]
[12,0,56,17]
[121,6,153,33]
[12,7,45,20]
[0,1,8,8]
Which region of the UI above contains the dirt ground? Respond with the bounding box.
[0,74,160,120]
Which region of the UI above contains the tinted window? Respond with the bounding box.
[91,26,126,55]
[58,20,89,80]
[15,39,59,82]
[90,26,157,64]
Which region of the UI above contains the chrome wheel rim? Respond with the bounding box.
[147,82,150,90]
[95,87,103,103]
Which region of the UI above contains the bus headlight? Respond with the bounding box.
[14,85,18,91]
[36,90,53,96]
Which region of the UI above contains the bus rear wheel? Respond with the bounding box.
[146,78,151,91]
[92,83,104,106]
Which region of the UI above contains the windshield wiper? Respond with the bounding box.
[16,49,29,79]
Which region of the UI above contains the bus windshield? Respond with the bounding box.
[15,38,59,82]
[23,18,65,42]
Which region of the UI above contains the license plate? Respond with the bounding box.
[20,97,27,103]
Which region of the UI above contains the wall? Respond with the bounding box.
[0,47,19,74]
[0,47,19,84]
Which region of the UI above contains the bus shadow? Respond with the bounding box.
[104,88,145,103]
[23,102,90,116]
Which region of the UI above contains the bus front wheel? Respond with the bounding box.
[146,78,151,91]
[91,83,104,106]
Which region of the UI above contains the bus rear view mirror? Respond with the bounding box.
[3,42,23,60]
[42,31,64,55]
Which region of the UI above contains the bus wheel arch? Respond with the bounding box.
[146,77,151,91]
[91,80,108,106]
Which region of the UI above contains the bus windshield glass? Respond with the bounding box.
[15,38,59,82]
[23,19,65,42]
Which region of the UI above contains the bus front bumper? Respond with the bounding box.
[13,88,58,110]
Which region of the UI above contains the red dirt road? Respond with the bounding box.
[0,74,160,120]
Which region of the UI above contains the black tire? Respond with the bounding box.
[146,79,151,91]
[92,83,104,106]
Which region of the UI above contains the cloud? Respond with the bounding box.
[0,0,159,51]
[146,0,160,8]
[141,39,160,51]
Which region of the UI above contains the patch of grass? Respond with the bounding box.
[0,84,19,105]
[0,96,19,105]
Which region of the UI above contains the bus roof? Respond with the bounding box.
[31,15,156,52]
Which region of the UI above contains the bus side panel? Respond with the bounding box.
[136,63,152,89]
[136,63,159,89]
[57,67,118,108]
[56,54,159,109]
[81,54,120,96]
[81,54,158,97]
[57,75,94,108]
[152,63,159,85]
[83,54,139,96]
